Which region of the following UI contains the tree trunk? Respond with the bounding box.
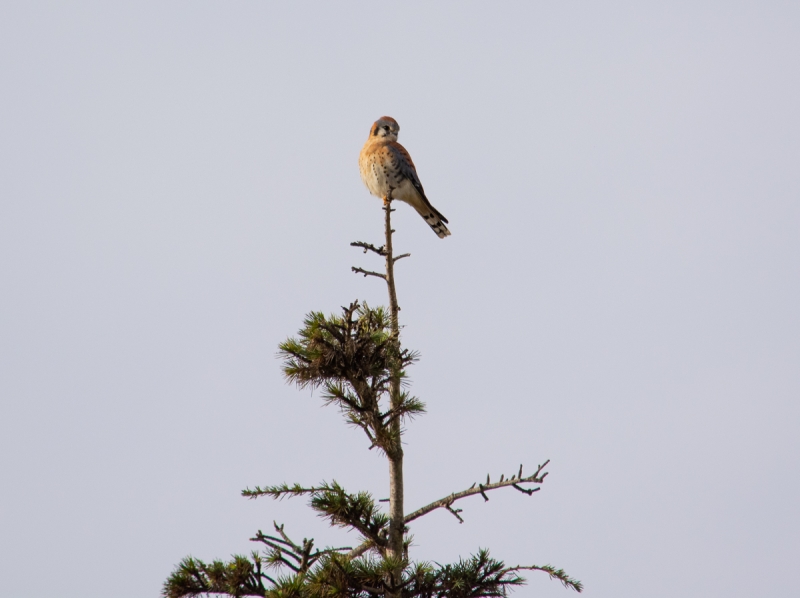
[383,202,405,585]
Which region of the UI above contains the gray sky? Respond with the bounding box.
[1,2,798,597]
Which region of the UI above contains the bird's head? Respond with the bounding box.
[370,116,399,141]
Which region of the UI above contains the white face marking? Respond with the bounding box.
[374,121,398,142]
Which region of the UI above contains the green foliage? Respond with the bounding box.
[163,553,270,597]
[511,566,583,593]
[430,550,523,598]
[164,295,583,597]
[279,301,415,393]
[278,302,422,456]
[163,547,578,598]
[243,482,389,550]
[310,482,389,548]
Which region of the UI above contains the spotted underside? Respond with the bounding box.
[359,123,451,239]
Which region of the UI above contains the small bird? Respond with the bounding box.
[359,116,451,238]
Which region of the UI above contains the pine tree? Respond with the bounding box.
[163,203,582,598]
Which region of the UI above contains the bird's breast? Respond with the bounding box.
[359,143,394,198]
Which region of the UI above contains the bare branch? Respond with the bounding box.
[362,585,384,594]
[273,522,302,554]
[351,266,387,280]
[251,533,300,560]
[251,524,351,577]
[393,253,411,263]
[350,241,387,256]
[347,539,375,559]
[317,546,353,555]
[404,461,550,524]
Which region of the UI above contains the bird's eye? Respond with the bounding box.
[383,126,389,131]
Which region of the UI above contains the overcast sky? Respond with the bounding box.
[1,2,798,597]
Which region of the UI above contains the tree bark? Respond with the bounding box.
[383,202,405,582]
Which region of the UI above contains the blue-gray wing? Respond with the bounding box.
[386,141,447,222]
[386,142,428,198]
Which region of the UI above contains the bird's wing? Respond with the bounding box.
[385,142,425,195]
[385,142,447,222]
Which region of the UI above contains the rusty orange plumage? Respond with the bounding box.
[359,117,451,238]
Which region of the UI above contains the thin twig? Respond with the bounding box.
[251,535,301,562]
[274,522,303,554]
[393,253,411,263]
[445,502,464,523]
[350,241,387,256]
[512,483,540,496]
[351,266,387,280]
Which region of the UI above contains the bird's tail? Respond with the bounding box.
[415,203,451,239]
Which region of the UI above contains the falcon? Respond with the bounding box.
[359,116,451,238]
